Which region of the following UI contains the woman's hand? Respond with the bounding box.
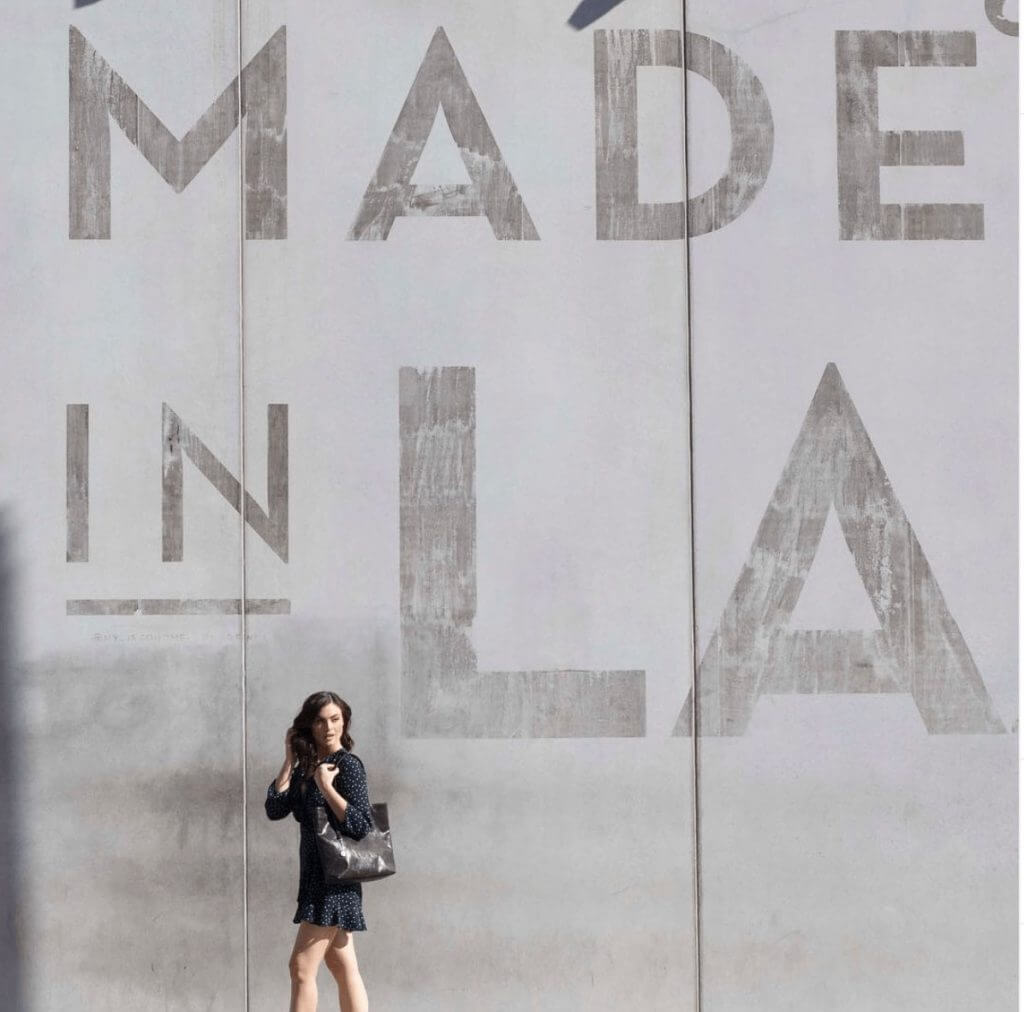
[284,726,297,765]
[315,761,350,824]
[314,761,337,793]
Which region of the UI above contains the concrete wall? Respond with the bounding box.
[681,1,1017,1007]
[0,0,1014,1009]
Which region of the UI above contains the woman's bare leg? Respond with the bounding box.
[323,930,369,1012]
[289,923,337,1012]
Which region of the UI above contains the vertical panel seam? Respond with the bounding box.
[236,0,250,1008]
[678,5,704,1011]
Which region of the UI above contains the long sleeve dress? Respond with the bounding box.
[265,748,374,930]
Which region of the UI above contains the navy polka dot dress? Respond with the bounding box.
[265,749,374,931]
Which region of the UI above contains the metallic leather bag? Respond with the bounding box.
[314,755,396,884]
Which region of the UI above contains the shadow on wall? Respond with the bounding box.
[0,515,25,1011]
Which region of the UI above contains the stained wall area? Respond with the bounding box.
[0,0,1015,1009]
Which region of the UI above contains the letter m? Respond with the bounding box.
[70,26,286,239]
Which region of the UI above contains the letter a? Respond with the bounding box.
[674,364,1004,736]
[348,28,539,240]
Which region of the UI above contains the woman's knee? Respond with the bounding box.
[325,934,358,976]
[288,950,320,986]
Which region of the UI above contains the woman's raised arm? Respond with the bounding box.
[266,730,298,820]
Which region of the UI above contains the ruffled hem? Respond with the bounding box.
[293,902,367,931]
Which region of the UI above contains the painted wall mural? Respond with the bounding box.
[0,0,1015,1008]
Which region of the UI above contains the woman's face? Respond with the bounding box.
[311,701,345,754]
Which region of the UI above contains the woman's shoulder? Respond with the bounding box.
[338,749,365,771]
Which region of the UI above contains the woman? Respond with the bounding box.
[266,691,373,1012]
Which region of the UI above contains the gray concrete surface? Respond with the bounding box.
[0,0,1014,1008]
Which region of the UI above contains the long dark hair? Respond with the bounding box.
[290,691,355,779]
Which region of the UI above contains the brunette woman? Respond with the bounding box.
[266,691,373,1012]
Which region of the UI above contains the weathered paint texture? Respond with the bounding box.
[162,403,288,563]
[594,29,773,239]
[985,0,1019,36]
[348,28,539,241]
[674,363,1005,736]
[69,25,287,239]
[66,598,289,615]
[399,367,644,737]
[66,404,88,563]
[835,30,983,240]
[685,32,774,238]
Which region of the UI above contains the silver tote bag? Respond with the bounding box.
[313,755,396,883]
